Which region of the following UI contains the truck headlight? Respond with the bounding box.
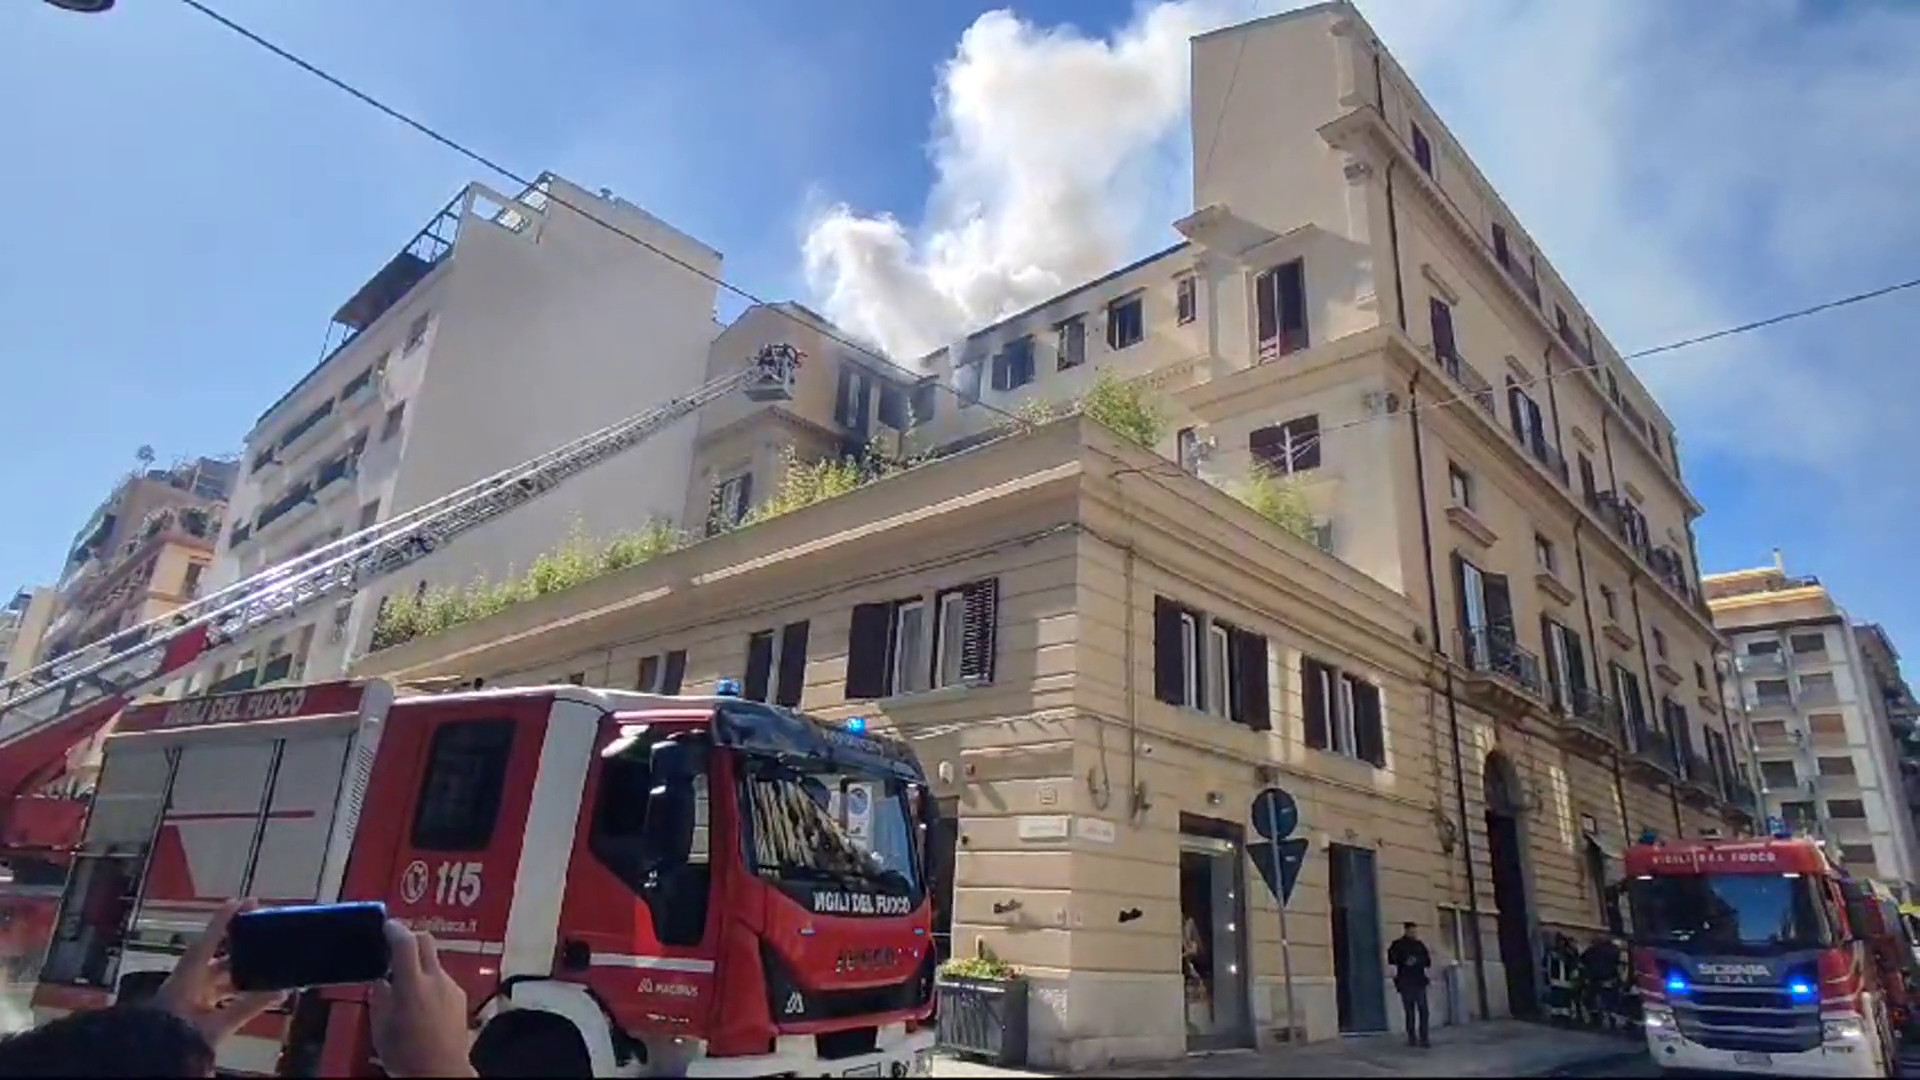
[1823,1018,1865,1042]
[1644,1005,1675,1031]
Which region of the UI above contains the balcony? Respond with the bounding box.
[255,480,314,534]
[1626,724,1678,780]
[1437,349,1497,421]
[1524,434,1570,486]
[1495,247,1543,307]
[1562,686,1622,754]
[1680,752,1719,806]
[1736,651,1787,675]
[1724,780,1758,822]
[208,667,259,695]
[1457,625,1545,717]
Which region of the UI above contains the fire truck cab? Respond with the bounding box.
[1626,834,1900,1078]
[30,680,939,1077]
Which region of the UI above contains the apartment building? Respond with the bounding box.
[194,174,722,694]
[1708,560,1920,887]
[35,456,234,666]
[356,2,1753,1068]
[0,588,56,682]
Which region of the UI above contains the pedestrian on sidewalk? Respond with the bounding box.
[1387,921,1432,1048]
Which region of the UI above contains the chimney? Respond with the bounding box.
[1772,547,1786,574]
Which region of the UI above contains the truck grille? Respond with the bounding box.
[1673,984,1822,1053]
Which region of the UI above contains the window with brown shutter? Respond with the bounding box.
[660,649,687,694]
[636,654,661,693]
[844,603,894,699]
[1302,657,1333,751]
[744,630,775,702]
[777,621,810,707]
[1249,415,1320,475]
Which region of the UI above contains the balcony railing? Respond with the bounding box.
[1525,434,1570,485]
[208,668,259,695]
[256,481,314,532]
[1437,350,1497,420]
[1460,626,1545,698]
[1568,686,1622,743]
[1496,250,1543,307]
[1736,652,1787,675]
[1628,724,1677,774]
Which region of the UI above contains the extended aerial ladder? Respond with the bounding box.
[0,344,801,845]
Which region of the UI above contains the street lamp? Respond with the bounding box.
[44,0,116,12]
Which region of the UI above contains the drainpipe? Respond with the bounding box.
[1409,372,1489,1022]
[1573,520,1632,843]
[1374,50,1409,333]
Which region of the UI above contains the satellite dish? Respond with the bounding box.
[45,0,117,12]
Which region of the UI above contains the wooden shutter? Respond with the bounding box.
[990,351,1010,392]
[1484,573,1514,635]
[958,579,999,683]
[636,654,660,693]
[1430,297,1456,359]
[1564,628,1589,698]
[1153,597,1185,706]
[1450,552,1474,651]
[909,382,937,427]
[1301,658,1330,750]
[776,621,810,708]
[660,649,687,694]
[1276,260,1307,344]
[1507,377,1528,443]
[844,603,894,699]
[744,630,775,702]
[1539,614,1563,709]
[1351,677,1385,767]
[834,366,855,426]
[1232,629,1270,732]
[878,385,909,430]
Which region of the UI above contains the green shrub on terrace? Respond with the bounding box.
[1237,467,1318,543]
[1078,369,1166,449]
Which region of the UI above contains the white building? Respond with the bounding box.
[1708,556,1920,888]
[196,174,722,691]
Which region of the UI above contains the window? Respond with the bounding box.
[908,381,937,428]
[1107,295,1144,350]
[181,562,205,599]
[1652,627,1668,660]
[1694,662,1707,689]
[1780,800,1816,832]
[1301,656,1385,766]
[1428,296,1457,365]
[1410,122,1433,175]
[1827,799,1867,820]
[1255,260,1308,360]
[952,360,983,406]
[1746,639,1781,656]
[1176,275,1197,324]
[1541,618,1588,715]
[1801,673,1838,703]
[990,337,1036,392]
[833,365,872,430]
[1599,585,1618,621]
[1056,317,1087,370]
[1555,306,1575,345]
[1577,454,1597,505]
[706,472,752,536]
[565,672,586,685]
[403,312,431,353]
[845,579,998,698]
[1505,377,1554,466]
[410,719,516,851]
[1612,661,1647,739]
[380,403,406,443]
[1452,553,1513,675]
[1249,415,1320,475]
[1810,713,1846,741]
[1534,534,1556,574]
[358,501,382,530]
[1817,754,1855,777]
[1759,759,1799,790]
[1176,427,1202,473]
[1151,596,1270,730]
[1448,463,1473,509]
[1790,632,1827,656]
[743,621,810,707]
[1840,844,1878,869]
[1491,223,1511,269]
[589,729,709,945]
[1754,678,1791,705]
[631,650,686,694]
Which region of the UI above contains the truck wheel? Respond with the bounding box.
[470,1012,592,1078]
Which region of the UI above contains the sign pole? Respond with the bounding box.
[1266,798,1300,1043]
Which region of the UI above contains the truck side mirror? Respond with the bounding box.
[641,740,703,875]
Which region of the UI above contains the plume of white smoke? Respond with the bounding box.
[802,1,1233,362]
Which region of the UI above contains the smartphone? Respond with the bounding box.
[227,902,392,992]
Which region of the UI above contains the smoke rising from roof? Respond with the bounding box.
[801,1,1232,363]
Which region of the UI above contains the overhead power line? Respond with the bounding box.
[174,0,1920,455]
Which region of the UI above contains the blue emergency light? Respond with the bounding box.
[844,716,868,734]
[1666,972,1689,995]
[716,678,742,697]
[1788,978,1816,1002]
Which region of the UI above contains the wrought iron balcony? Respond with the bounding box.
[1437,349,1497,421]
[1563,686,1622,750]
[1627,724,1677,776]
[1460,626,1544,693]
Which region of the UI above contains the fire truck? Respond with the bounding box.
[1625,833,1906,1078]
[0,343,947,1072]
[29,679,938,1077]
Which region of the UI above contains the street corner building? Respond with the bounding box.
[337,0,1757,1070]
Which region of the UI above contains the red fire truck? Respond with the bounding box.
[29,678,938,1076]
[1625,834,1904,1078]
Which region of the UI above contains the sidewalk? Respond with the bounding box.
[933,1020,1645,1078]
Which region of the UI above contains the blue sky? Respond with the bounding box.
[5,0,1918,658]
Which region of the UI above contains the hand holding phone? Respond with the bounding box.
[227,902,393,993]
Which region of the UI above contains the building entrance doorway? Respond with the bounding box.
[1484,751,1538,1018]
[1329,842,1388,1032]
[929,796,958,964]
[1178,814,1253,1052]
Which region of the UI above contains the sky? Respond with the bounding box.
[5,0,1918,658]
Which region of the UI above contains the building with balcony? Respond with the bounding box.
[1706,556,1920,888]
[355,3,1751,1067]
[35,456,234,665]
[0,587,56,683]
[194,174,723,695]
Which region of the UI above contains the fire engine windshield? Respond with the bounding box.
[1628,873,1841,953]
[743,758,921,908]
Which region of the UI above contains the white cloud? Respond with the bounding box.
[801,0,1236,362]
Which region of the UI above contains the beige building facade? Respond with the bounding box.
[1707,558,1920,887]
[0,588,56,684]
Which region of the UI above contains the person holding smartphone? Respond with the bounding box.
[0,900,476,1078]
